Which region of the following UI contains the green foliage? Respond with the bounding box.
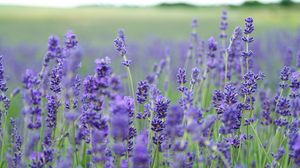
[156,2,197,8]
[280,0,294,6]
[241,1,264,7]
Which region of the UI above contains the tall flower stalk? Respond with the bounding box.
[219,10,229,84]
[114,30,137,117]
[242,17,254,73]
[0,55,9,165]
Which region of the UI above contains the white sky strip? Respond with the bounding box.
[0,0,297,7]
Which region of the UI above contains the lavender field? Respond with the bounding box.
[0,4,300,168]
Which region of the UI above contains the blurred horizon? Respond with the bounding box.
[0,0,300,8]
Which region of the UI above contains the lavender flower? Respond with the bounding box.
[49,62,63,93]
[280,66,291,81]
[171,152,194,168]
[217,141,231,164]
[190,67,200,85]
[275,97,291,116]
[48,35,59,52]
[165,106,184,139]
[207,37,218,70]
[219,10,228,39]
[136,80,149,104]
[240,71,264,96]
[114,29,127,57]
[290,134,300,166]
[200,115,217,137]
[241,17,254,68]
[274,118,289,127]
[243,17,254,35]
[154,95,170,119]
[110,96,135,155]
[22,69,42,129]
[64,30,78,49]
[272,147,285,161]
[46,95,60,129]
[7,119,23,168]
[290,72,300,98]
[42,133,54,164]
[177,67,187,86]
[29,152,44,168]
[227,26,243,80]
[151,117,165,132]
[260,98,272,125]
[132,131,149,168]
[212,83,238,115]
[179,89,193,110]
[44,35,61,65]
[89,128,108,164]
[219,105,242,134]
[0,55,7,92]
[297,51,300,68]
[192,18,197,29]
[280,66,291,89]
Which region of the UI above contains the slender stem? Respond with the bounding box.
[193,70,207,106]
[37,99,46,153]
[151,144,160,168]
[250,124,272,163]
[123,55,136,116]
[222,35,228,85]
[0,109,7,165]
[224,50,229,84]
[81,142,88,167]
[245,34,249,73]
[240,57,244,77]
[147,100,154,150]
[164,55,171,97]
[71,122,79,166]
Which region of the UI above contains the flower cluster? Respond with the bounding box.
[1,12,300,168]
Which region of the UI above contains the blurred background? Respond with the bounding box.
[0,0,300,88]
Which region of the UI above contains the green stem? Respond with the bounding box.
[250,124,272,164]
[71,122,79,166]
[0,112,7,165]
[123,55,136,116]
[81,142,88,167]
[147,100,155,150]
[151,144,160,168]
[224,50,228,84]
[240,57,244,77]
[245,34,249,73]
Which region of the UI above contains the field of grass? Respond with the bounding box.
[0,5,300,45]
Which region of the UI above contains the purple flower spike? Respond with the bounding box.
[220,10,228,39]
[191,67,200,85]
[154,95,171,119]
[136,80,150,104]
[207,37,218,70]
[177,67,187,86]
[114,29,127,57]
[243,17,254,35]
[290,134,300,166]
[46,95,60,129]
[241,17,255,60]
[7,118,23,168]
[64,30,78,49]
[297,51,300,68]
[132,131,149,168]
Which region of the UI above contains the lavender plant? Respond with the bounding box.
[0,11,299,168]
